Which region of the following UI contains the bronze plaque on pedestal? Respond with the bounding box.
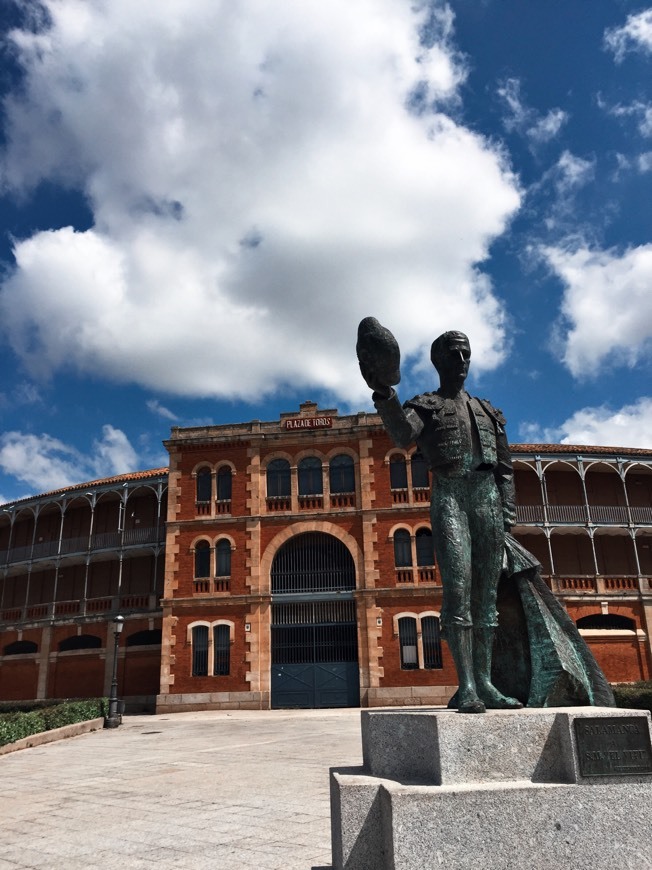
[574,716,652,777]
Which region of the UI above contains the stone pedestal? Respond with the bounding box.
[330,707,652,870]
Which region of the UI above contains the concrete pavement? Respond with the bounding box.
[1,708,364,870]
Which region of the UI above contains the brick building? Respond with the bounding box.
[157,401,652,713]
[1,400,651,710]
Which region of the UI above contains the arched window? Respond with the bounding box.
[217,466,232,501]
[422,616,443,669]
[126,629,162,647]
[3,640,38,655]
[213,624,231,675]
[398,616,418,669]
[196,467,212,502]
[389,455,408,489]
[393,529,412,567]
[411,452,429,489]
[194,540,211,578]
[216,539,231,577]
[192,625,209,676]
[576,614,636,631]
[330,454,355,494]
[298,457,323,495]
[415,528,434,567]
[267,459,291,497]
[59,634,102,652]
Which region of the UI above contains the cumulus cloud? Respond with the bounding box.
[0,425,141,495]
[543,243,652,377]
[0,0,520,406]
[604,9,652,62]
[497,78,568,145]
[520,397,652,449]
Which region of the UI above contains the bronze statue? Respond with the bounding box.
[357,318,615,712]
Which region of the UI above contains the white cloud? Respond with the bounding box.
[638,151,652,172]
[497,78,567,145]
[604,9,652,62]
[543,243,652,377]
[552,151,595,193]
[520,397,652,449]
[146,399,179,421]
[0,425,141,496]
[604,99,652,138]
[528,109,568,145]
[0,1,520,406]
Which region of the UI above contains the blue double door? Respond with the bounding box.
[271,599,360,709]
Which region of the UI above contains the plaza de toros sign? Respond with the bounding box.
[283,416,333,431]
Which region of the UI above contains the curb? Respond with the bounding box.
[0,717,105,757]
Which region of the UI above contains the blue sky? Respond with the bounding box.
[0,0,651,504]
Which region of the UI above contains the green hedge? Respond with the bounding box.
[612,681,652,713]
[0,698,109,747]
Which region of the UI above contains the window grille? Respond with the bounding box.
[415,528,434,567]
[411,452,429,489]
[194,541,210,578]
[217,466,232,501]
[389,455,408,489]
[329,454,355,494]
[398,617,418,669]
[298,457,323,495]
[196,467,212,502]
[393,529,412,567]
[271,532,355,593]
[422,616,443,669]
[215,540,231,577]
[192,625,209,676]
[213,625,230,675]
[267,459,291,497]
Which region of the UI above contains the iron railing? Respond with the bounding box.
[0,592,160,626]
[1,526,165,567]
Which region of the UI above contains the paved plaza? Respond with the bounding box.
[1,708,364,870]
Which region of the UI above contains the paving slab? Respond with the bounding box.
[1,708,363,870]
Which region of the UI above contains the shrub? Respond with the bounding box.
[0,698,108,747]
[612,681,652,713]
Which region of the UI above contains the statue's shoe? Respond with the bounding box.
[457,688,486,714]
[477,682,523,709]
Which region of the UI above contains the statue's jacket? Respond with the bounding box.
[374,388,516,524]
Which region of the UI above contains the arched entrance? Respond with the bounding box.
[270,532,360,709]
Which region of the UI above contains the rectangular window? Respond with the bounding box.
[192,625,209,676]
[213,624,230,676]
[398,617,418,670]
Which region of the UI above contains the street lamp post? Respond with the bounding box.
[105,614,125,728]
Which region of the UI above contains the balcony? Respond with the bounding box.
[546,575,646,595]
[516,504,652,526]
[0,592,160,626]
[0,526,166,568]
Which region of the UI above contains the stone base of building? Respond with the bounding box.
[363,686,456,707]
[155,691,270,713]
[330,707,652,870]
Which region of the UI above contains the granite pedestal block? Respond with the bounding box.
[330,707,652,870]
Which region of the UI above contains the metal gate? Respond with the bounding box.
[271,599,360,709]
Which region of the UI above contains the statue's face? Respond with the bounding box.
[434,335,471,384]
